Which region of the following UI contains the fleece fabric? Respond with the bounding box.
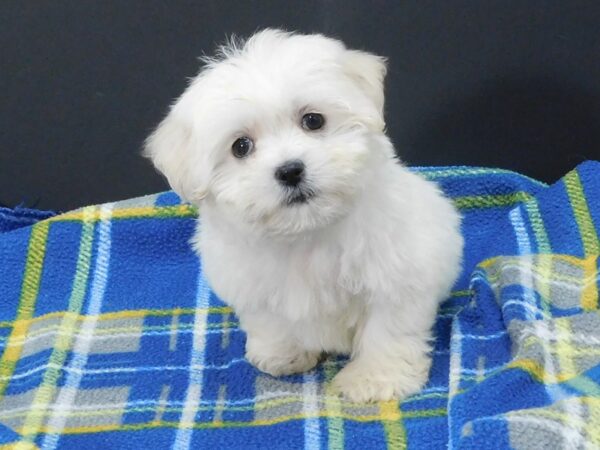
[0,162,599,449]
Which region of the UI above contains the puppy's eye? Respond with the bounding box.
[232,136,254,158]
[301,113,325,131]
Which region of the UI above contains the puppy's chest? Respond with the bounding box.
[209,236,357,317]
[255,244,347,304]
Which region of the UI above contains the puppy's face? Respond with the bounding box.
[146,30,389,235]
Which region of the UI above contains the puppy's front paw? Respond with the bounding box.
[332,356,431,402]
[246,347,319,377]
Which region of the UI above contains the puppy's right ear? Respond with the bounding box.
[342,50,387,130]
[144,108,209,204]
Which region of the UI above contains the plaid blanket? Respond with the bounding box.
[0,206,55,234]
[0,162,599,449]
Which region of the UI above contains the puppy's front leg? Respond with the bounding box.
[332,300,435,402]
[240,312,320,376]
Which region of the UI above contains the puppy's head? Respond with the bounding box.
[145,29,390,235]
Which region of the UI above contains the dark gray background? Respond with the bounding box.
[2,0,600,211]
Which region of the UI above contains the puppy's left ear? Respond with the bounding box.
[343,50,387,129]
[144,106,210,204]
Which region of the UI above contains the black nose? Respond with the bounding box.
[275,160,305,187]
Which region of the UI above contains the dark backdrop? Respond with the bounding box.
[2,0,600,211]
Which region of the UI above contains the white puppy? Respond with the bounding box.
[145,29,463,402]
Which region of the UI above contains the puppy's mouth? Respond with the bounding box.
[284,186,316,206]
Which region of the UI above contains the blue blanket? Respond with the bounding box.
[0,162,599,449]
[0,206,55,234]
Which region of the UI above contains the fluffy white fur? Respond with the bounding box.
[145,29,463,402]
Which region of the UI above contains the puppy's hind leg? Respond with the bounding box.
[240,312,320,376]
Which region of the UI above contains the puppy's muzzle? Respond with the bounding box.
[275,160,316,205]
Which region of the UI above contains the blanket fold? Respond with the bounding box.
[0,206,55,234]
[0,162,598,449]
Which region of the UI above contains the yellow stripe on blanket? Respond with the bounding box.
[0,221,50,399]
